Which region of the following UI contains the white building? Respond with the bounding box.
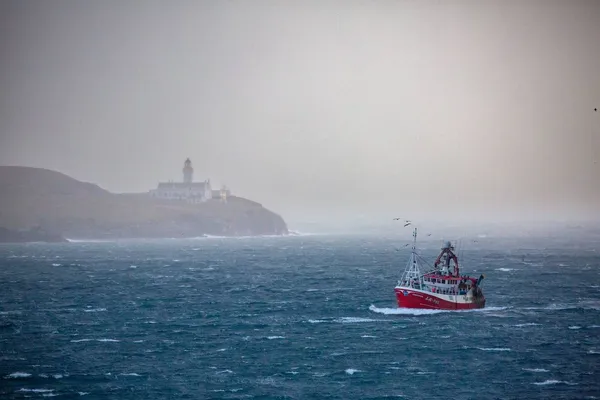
[150,158,213,203]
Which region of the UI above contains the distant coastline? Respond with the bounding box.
[0,166,288,243]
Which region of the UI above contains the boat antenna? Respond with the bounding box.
[412,227,418,251]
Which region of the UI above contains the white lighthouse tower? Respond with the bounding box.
[183,158,193,184]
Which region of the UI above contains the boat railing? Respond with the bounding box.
[423,285,471,296]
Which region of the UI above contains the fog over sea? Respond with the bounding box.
[1,226,599,399]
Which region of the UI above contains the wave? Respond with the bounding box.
[17,388,54,393]
[368,304,508,316]
[287,230,331,237]
[522,301,600,311]
[308,317,385,324]
[533,380,577,386]
[4,372,31,379]
[337,317,384,323]
[476,347,511,352]
[191,234,286,240]
[83,308,106,313]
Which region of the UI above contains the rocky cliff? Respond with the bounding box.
[0,166,288,241]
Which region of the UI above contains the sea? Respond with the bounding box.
[1,228,599,399]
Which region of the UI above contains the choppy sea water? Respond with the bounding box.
[1,231,599,399]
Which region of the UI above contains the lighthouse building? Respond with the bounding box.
[150,158,213,203]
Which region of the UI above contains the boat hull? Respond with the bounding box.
[394,287,485,310]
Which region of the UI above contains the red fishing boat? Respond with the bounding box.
[394,228,485,310]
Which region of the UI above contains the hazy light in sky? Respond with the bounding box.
[0,0,598,223]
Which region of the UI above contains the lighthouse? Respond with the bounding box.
[149,158,217,204]
[183,158,193,184]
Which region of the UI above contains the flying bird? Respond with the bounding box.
[404,222,411,227]
[427,233,432,236]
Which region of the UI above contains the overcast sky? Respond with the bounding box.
[0,0,598,223]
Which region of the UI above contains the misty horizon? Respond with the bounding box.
[1,0,598,223]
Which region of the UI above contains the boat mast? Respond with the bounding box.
[399,227,422,286]
[412,227,417,251]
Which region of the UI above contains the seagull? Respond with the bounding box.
[427,233,432,236]
[405,243,410,247]
[404,222,411,227]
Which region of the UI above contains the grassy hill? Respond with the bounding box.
[0,166,288,240]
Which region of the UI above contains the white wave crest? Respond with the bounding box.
[336,317,384,323]
[216,370,234,374]
[5,372,31,379]
[533,380,577,386]
[308,316,384,324]
[70,338,120,343]
[369,305,447,315]
[288,230,322,236]
[523,368,549,372]
[369,304,507,316]
[477,347,511,352]
[345,369,360,375]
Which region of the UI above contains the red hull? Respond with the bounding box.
[395,287,485,310]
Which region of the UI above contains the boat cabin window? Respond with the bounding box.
[442,280,446,284]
